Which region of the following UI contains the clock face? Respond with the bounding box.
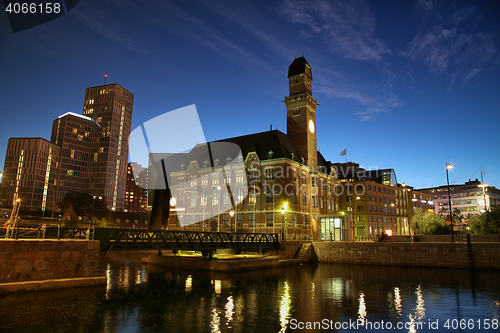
[308,120,315,133]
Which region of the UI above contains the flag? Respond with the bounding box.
[340,148,347,156]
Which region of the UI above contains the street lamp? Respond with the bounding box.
[478,183,489,213]
[402,183,411,236]
[230,210,235,232]
[281,204,286,241]
[446,163,454,242]
[217,185,221,232]
[91,195,102,229]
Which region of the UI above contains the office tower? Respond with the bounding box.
[50,112,99,203]
[2,138,60,212]
[82,84,134,211]
[124,162,148,213]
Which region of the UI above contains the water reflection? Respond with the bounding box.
[279,281,291,332]
[2,257,500,333]
[225,295,234,326]
[185,275,192,293]
[358,292,367,322]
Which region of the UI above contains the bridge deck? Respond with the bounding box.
[37,227,280,253]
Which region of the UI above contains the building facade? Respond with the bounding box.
[417,179,500,217]
[162,57,343,239]
[82,84,134,211]
[332,163,434,238]
[1,138,60,212]
[124,162,148,213]
[50,112,99,204]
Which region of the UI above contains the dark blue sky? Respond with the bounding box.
[1,0,499,189]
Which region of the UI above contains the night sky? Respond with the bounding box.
[1,0,499,190]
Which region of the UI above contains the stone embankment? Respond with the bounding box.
[312,241,500,269]
[0,239,106,293]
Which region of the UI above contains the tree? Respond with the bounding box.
[468,206,500,235]
[57,191,107,211]
[411,208,451,235]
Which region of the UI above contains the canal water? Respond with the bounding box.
[1,253,500,333]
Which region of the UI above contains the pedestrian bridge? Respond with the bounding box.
[42,227,280,255]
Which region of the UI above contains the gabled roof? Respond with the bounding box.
[167,129,331,174]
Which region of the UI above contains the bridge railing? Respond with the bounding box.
[40,227,280,253]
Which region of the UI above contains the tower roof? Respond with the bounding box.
[288,56,312,79]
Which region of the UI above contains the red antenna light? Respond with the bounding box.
[104,73,108,85]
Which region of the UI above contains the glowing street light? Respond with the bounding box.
[478,183,489,213]
[281,202,287,241]
[230,210,235,232]
[446,163,454,242]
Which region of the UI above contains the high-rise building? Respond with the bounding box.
[1,83,134,214]
[82,84,134,211]
[1,138,60,212]
[50,112,99,203]
[124,162,148,213]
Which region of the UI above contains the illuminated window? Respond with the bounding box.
[265,168,274,180]
[236,171,244,183]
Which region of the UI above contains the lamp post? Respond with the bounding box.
[281,205,286,241]
[230,210,235,232]
[446,163,454,242]
[478,183,489,213]
[402,183,411,236]
[91,195,102,229]
[217,185,221,232]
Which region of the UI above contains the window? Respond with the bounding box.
[291,213,296,227]
[189,195,196,207]
[248,213,255,227]
[224,175,231,184]
[302,214,307,228]
[265,168,274,181]
[266,212,274,227]
[320,197,324,209]
[236,171,244,183]
[201,194,207,206]
[249,194,256,204]
[302,191,307,206]
[212,175,219,185]
[201,175,208,186]
[312,176,316,187]
[223,193,230,205]
[212,194,218,206]
[177,195,184,207]
[223,213,230,227]
[293,109,300,116]
[190,176,197,187]
[266,188,274,203]
[291,189,296,204]
[301,173,307,185]
[237,187,244,202]
[291,169,296,181]
[249,170,259,182]
[178,178,184,189]
[237,213,243,227]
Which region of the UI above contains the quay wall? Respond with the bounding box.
[0,239,101,283]
[312,241,500,269]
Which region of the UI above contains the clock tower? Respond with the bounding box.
[285,57,318,171]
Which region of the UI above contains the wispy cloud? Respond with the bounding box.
[406,1,498,86]
[316,84,402,121]
[277,0,389,61]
